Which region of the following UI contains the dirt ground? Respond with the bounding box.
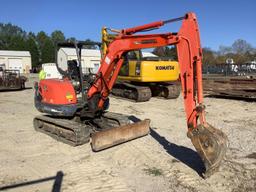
[0,75,255,192]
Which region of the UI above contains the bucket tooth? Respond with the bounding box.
[91,119,150,151]
[188,123,228,178]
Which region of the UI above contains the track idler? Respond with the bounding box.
[188,123,228,178]
[91,119,150,151]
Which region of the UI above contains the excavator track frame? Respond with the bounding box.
[33,115,91,146]
[150,82,181,99]
[112,81,180,102]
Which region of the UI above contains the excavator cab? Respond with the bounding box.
[34,41,101,116]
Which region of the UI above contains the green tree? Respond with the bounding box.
[0,23,26,50]
[84,39,98,49]
[219,45,232,55]
[202,47,215,65]
[215,39,254,64]
[253,49,256,60]
[36,31,55,63]
[152,46,177,60]
[26,32,40,67]
[152,47,165,57]
[215,55,227,64]
[66,37,76,42]
[232,39,252,54]
[36,31,48,48]
[51,30,65,46]
[41,38,55,63]
[165,46,177,60]
[9,35,27,50]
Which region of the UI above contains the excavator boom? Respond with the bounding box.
[88,12,227,177]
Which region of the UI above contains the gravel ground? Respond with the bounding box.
[0,75,255,192]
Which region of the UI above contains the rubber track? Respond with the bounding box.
[34,115,90,146]
[112,82,152,102]
[161,84,180,99]
[150,83,180,99]
[33,112,133,147]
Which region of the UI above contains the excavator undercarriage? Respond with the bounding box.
[111,81,152,102]
[34,111,150,150]
[111,81,180,102]
[149,82,180,99]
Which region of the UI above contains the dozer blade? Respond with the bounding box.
[188,123,228,178]
[91,119,150,151]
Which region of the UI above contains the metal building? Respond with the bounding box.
[0,50,31,73]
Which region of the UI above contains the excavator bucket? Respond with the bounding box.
[188,123,228,178]
[91,119,150,151]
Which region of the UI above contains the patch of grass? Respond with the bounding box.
[143,167,163,176]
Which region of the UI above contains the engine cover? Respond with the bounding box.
[39,79,77,105]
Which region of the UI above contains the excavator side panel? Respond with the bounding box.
[118,60,179,82]
[39,79,77,105]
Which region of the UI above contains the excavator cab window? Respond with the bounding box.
[119,52,130,76]
[126,51,137,60]
[67,60,80,82]
[119,50,143,76]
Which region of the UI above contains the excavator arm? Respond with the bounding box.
[88,13,203,128]
[88,12,227,177]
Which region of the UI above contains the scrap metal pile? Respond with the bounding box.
[203,76,256,99]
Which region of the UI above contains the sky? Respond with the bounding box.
[1,0,256,51]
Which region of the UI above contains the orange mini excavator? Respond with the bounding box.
[34,12,227,177]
